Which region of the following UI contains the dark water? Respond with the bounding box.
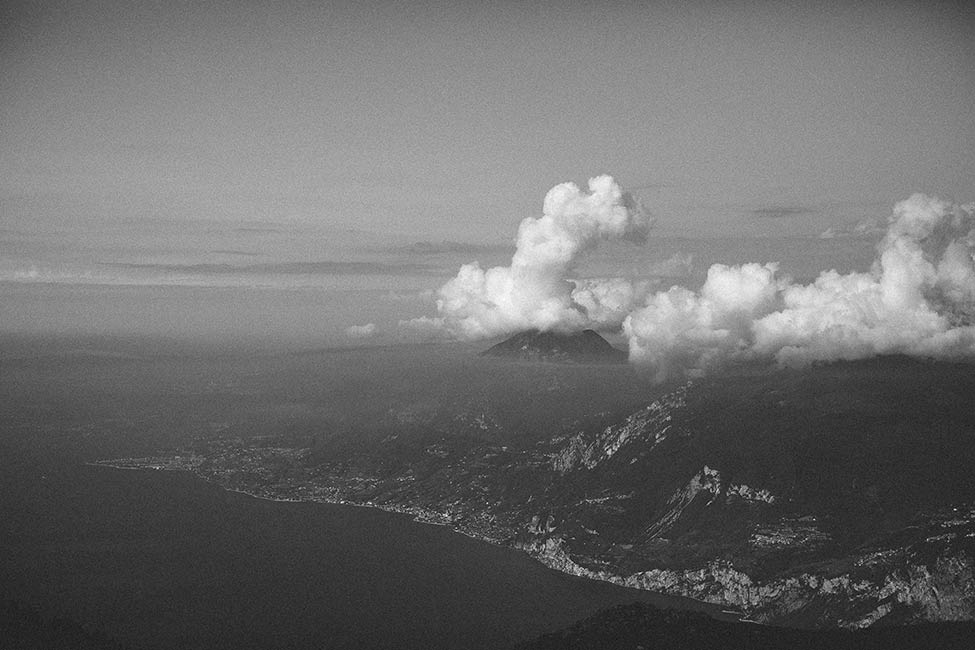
[0,459,716,650]
[0,335,718,649]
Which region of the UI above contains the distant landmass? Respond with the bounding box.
[480,329,626,363]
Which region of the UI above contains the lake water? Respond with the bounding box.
[0,447,719,650]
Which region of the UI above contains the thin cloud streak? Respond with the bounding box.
[751,206,815,219]
[105,260,439,276]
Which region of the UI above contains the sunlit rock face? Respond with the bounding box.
[480,329,626,364]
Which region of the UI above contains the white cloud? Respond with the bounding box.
[624,263,782,380]
[626,194,975,377]
[401,175,651,339]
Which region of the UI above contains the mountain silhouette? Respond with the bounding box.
[480,329,626,363]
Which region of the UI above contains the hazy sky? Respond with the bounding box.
[3,0,973,241]
[2,0,974,346]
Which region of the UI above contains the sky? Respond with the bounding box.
[1,0,973,348]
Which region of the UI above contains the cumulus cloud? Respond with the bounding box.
[345,323,378,338]
[404,177,974,379]
[624,263,783,379]
[570,277,652,330]
[626,194,975,378]
[403,175,651,339]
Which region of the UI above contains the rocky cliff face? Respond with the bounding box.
[623,537,975,628]
[552,381,689,472]
[101,357,975,628]
[516,503,975,628]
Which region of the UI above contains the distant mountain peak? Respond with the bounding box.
[480,329,627,364]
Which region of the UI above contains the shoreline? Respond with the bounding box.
[86,460,743,623]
